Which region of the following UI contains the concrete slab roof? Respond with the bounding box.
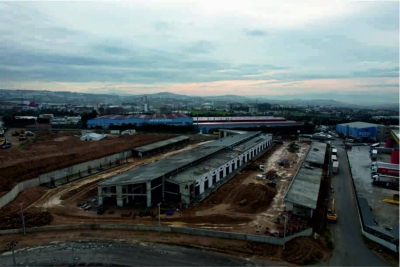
[304,142,327,166]
[133,135,190,153]
[338,121,378,128]
[171,134,271,184]
[203,131,261,147]
[284,166,323,209]
[100,131,262,186]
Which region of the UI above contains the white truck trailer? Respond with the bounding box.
[332,161,339,174]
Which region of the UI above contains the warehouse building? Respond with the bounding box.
[98,131,273,207]
[87,113,193,129]
[132,135,190,157]
[284,166,323,218]
[283,142,327,218]
[193,116,304,133]
[336,121,378,142]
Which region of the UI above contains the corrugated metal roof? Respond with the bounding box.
[338,121,378,128]
[193,116,286,122]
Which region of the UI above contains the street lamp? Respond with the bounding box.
[19,203,26,236]
[5,240,18,266]
[158,203,161,236]
[283,215,288,250]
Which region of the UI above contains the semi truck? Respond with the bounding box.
[372,174,399,188]
[371,162,399,177]
[332,161,339,174]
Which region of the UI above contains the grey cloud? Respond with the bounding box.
[243,29,268,37]
[154,21,170,31]
[184,41,217,54]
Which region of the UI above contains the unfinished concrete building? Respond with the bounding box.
[98,131,273,207]
[131,135,190,157]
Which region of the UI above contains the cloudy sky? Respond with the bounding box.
[0,1,398,103]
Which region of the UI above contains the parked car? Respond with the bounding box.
[25,131,35,136]
[97,207,108,215]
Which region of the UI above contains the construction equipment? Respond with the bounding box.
[11,128,25,136]
[327,199,338,222]
[19,133,27,141]
[382,194,399,205]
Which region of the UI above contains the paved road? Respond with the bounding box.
[0,240,279,267]
[327,141,388,266]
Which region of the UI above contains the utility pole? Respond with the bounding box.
[19,203,26,236]
[158,203,161,236]
[283,215,287,250]
[5,240,18,266]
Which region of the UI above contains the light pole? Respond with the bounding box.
[158,203,161,236]
[19,203,26,236]
[283,215,287,250]
[5,240,18,266]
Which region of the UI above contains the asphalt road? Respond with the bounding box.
[0,241,278,267]
[327,140,388,266]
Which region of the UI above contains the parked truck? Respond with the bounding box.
[332,161,339,174]
[372,174,399,188]
[371,149,378,160]
[371,162,399,177]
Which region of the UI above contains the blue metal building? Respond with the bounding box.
[336,121,378,141]
[88,113,193,129]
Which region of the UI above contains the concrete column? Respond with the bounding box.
[146,181,152,207]
[222,168,227,178]
[200,180,205,194]
[216,171,220,182]
[98,186,103,205]
[180,184,190,205]
[116,186,123,207]
[234,160,238,169]
[229,162,233,173]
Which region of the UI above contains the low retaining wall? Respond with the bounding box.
[0,224,312,246]
[0,149,132,210]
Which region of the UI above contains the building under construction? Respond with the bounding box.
[98,130,273,207]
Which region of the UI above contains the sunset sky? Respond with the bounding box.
[0,1,398,103]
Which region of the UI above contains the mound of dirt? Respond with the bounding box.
[231,183,277,213]
[204,182,277,214]
[282,236,329,265]
[0,211,53,230]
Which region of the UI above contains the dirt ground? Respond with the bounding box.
[0,229,332,266]
[0,135,333,265]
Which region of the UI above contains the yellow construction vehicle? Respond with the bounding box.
[11,128,25,136]
[327,198,338,222]
[382,194,399,205]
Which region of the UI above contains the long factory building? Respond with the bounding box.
[98,130,273,207]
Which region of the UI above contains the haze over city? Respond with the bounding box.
[0,1,398,104]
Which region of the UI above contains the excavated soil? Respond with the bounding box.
[0,131,175,193]
[204,182,277,214]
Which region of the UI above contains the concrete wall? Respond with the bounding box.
[0,149,132,210]
[0,224,312,247]
[39,150,131,185]
[0,178,40,210]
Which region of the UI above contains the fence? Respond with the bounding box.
[0,223,312,246]
[0,149,132,210]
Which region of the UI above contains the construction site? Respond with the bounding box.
[0,128,332,265]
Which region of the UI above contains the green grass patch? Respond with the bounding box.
[320,228,334,250]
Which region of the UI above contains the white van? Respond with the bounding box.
[332,155,338,162]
